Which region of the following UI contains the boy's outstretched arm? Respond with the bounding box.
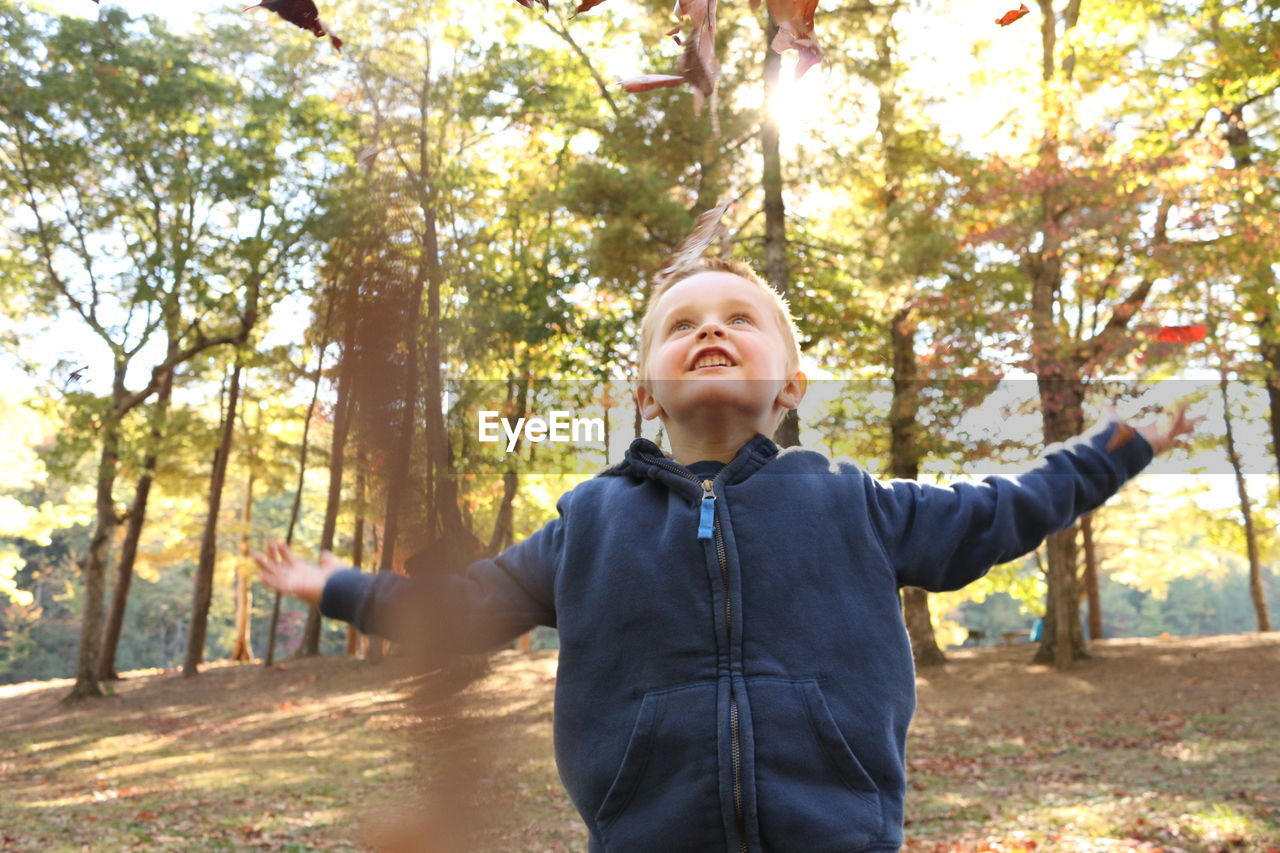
[866,403,1202,593]
[252,495,569,653]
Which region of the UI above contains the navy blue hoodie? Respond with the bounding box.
[321,420,1153,852]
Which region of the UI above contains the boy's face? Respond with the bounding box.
[635,272,806,431]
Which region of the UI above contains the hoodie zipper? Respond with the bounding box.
[641,453,748,853]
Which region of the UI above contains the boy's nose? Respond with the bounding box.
[697,322,726,338]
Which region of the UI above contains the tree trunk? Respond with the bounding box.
[99,363,176,680]
[1257,300,1280,504]
[346,448,368,657]
[423,225,469,548]
[1031,376,1089,667]
[184,356,244,677]
[1080,512,1102,641]
[761,12,799,449]
[865,9,944,666]
[231,458,256,662]
[376,249,426,607]
[489,374,529,556]
[888,307,946,666]
[301,288,361,657]
[1026,2,1090,669]
[297,307,337,657]
[1219,370,1272,632]
[66,367,127,700]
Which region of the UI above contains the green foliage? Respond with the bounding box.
[0,0,1277,684]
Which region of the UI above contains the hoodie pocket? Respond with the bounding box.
[594,682,723,853]
[750,678,884,851]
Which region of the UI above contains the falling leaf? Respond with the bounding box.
[243,0,344,52]
[1105,423,1135,453]
[355,146,380,171]
[995,3,1030,27]
[654,195,734,287]
[63,365,88,391]
[766,0,823,77]
[619,74,687,93]
[673,0,720,113]
[1154,324,1207,343]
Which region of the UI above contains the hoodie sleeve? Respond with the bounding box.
[319,490,570,652]
[863,420,1154,592]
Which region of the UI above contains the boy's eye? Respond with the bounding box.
[669,314,751,333]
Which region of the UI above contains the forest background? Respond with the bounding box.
[0,0,1277,695]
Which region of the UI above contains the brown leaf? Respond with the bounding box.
[243,0,344,52]
[671,0,719,112]
[1105,423,1135,453]
[619,74,687,93]
[766,0,823,78]
[653,195,735,287]
[571,0,609,16]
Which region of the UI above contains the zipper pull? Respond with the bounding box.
[697,479,715,540]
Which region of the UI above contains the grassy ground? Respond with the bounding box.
[1,633,1277,852]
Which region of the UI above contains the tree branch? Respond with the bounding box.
[541,13,621,120]
[1078,195,1173,369]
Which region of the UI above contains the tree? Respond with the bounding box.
[0,4,341,695]
[952,0,1234,666]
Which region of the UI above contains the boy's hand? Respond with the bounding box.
[1128,401,1205,456]
[251,539,341,608]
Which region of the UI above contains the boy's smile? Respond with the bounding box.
[690,346,736,371]
[635,271,807,464]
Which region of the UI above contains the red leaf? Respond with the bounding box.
[619,74,687,93]
[1154,324,1207,342]
[995,3,1029,26]
[571,0,608,16]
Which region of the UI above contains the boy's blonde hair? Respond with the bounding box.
[637,257,803,385]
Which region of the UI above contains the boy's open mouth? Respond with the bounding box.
[690,348,737,371]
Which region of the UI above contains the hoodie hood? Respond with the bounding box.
[597,433,782,496]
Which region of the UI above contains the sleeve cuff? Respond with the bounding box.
[319,568,376,627]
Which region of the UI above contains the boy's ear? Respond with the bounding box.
[634,381,666,421]
[777,370,808,410]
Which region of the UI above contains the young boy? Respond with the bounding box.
[254,257,1199,852]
